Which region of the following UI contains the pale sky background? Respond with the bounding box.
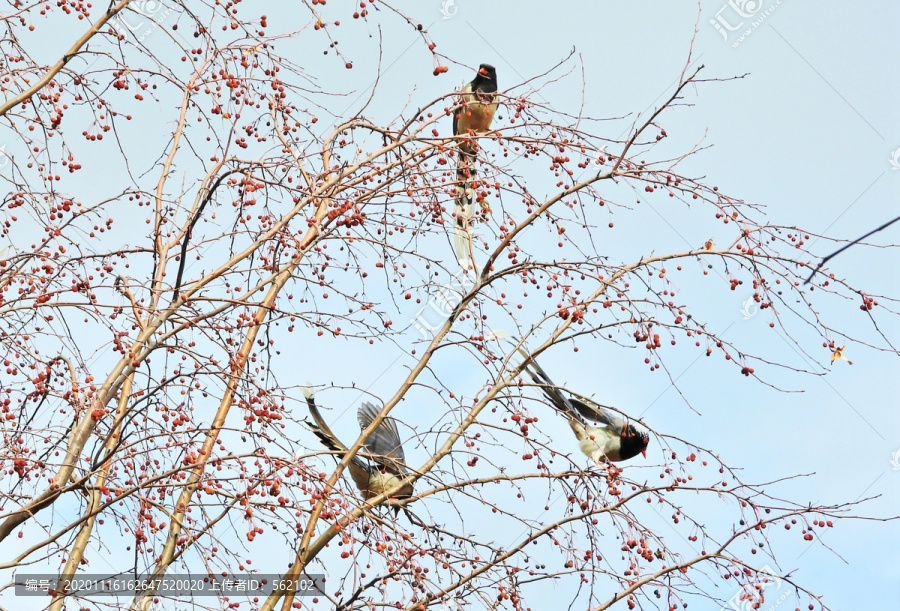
[293,2,900,608]
[1,1,898,610]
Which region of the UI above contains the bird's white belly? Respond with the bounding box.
[371,473,403,495]
[577,424,621,463]
[356,470,405,498]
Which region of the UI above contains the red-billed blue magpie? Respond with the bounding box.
[453,63,498,267]
[522,355,649,462]
[303,388,413,509]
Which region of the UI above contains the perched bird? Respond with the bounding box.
[303,387,413,509]
[453,63,498,267]
[521,355,649,462]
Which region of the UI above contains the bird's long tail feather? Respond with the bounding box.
[454,151,477,268]
[303,387,348,453]
[520,353,577,417]
[484,331,578,416]
[454,198,475,268]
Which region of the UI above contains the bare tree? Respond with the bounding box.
[0,2,896,611]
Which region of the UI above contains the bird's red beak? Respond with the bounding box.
[478,68,489,76]
[641,449,647,458]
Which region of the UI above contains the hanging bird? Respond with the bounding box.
[303,387,413,510]
[522,354,649,462]
[453,63,498,267]
[486,331,649,463]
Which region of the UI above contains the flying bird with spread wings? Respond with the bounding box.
[303,387,413,511]
[453,63,498,268]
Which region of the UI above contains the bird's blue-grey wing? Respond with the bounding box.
[357,401,406,465]
[569,398,622,429]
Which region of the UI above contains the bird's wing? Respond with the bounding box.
[568,398,621,430]
[303,390,348,453]
[356,401,406,466]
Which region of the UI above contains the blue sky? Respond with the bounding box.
[1,1,897,610]
[294,1,900,608]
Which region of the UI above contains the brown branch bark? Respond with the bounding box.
[49,373,134,611]
[0,0,133,118]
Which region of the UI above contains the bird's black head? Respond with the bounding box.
[472,63,498,93]
[620,424,650,460]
